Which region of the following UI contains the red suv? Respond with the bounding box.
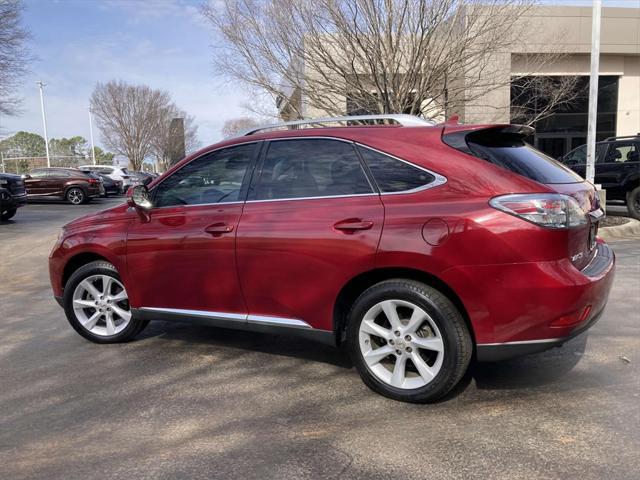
[49,115,615,403]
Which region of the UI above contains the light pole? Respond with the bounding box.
[88,106,97,165]
[37,81,51,168]
[586,0,602,185]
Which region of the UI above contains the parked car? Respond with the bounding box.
[79,169,123,197]
[23,167,101,205]
[0,173,27,221]
[560,134,640,219]
[49,115,615,403]
[78,165,134,193]
[97,173,123,196]
[129,171,155,186]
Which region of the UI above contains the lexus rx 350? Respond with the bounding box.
[49,115,615,403]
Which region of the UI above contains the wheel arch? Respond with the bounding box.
[332,267,475,346]
[62,252,109,289]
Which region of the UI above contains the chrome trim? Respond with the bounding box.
[150,200,245,211]
[236,114,434,138]
[477,338,563,347]
[245,192,378,204]
[247,314,311,329]
[138,307,312,329]
[138,307,246,322]
[355,143,448,194]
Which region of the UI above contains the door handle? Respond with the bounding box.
[205,222,235,235]
[333,219,374,232]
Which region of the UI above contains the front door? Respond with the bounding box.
[236,138,384,331]
[126,142,258,315]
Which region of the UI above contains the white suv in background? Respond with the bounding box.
[78,165,135,193]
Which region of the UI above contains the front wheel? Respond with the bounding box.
[347,279,472,403]
[63,260,148,343]
[1,208,17,221]
[627,186,640,220]
[66,187,85,205]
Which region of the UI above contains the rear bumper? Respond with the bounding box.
[442,240,615,360]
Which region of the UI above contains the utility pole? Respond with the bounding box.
[88,106,97,165]
[586,0,601,184]
[37,81,51,168]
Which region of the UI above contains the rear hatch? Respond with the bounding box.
[443,125,602,271]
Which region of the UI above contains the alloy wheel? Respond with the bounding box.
[67,188,84,205]
[358,299,444,390]
[72,274,131,336]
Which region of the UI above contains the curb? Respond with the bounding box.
[599,217,640,241]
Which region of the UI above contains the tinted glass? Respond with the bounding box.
[607,142,638,163]
[154,143,255,207]
[29,170,48,178]
[253,139,372,200]
[467,133,583,184]
[358,146,435,192]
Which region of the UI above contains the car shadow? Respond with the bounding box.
[137,320,353,369]
[138,320,589,393]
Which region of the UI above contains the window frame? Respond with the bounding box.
[355,144,447,195]
[149,140,262,210]
[246,137,378,203]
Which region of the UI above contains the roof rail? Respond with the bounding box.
[604,134,639,141]
[236,114,435,138]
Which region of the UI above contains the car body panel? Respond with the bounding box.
[49,122,616,360]
[236,194,385,331]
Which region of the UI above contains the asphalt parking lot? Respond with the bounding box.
[1,199,639,480]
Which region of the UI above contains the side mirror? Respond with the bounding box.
[21,174,32,180]
[127,185,153,211]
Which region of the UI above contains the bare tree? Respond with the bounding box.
[221,116,261,137]
[510,75,582,127]
[202,0,578,123]
[0,0,31,117]
[90,81,172,170]
[151,104,200,170]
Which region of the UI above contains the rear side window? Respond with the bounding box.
[252,139,373,201]
[357,146,435,193]
[466,131,583,184]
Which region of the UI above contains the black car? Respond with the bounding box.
[0,173,27,221]
[97,172,123,196]
[561,135,640,219]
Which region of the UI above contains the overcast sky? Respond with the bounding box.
[0,0,257,149]
[1,0,638,152]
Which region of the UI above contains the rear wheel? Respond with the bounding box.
[347,279,472,403]
[1,208,17,221]
[627,186,640,220]
[63,260,148,343]
[66,187,85,205]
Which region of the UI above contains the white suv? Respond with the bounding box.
[78,165,135,193]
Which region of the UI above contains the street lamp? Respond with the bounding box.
[37,81,51,168]
[88,106,96,165]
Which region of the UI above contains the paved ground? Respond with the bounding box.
[1,199,639,480]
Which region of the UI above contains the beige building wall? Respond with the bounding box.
[463,6,640,134]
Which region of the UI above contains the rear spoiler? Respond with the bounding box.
[442,125,535,155]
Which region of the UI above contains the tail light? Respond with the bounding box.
[489,193,587,229]
[88,178,100,184]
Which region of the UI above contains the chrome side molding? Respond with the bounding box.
[138,307,312,329]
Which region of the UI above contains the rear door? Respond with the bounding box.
[236,137,384,331]
[24,169,49,196]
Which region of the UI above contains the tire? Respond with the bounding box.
[346,279,472,403]
[63,260,148,343]
[66,187,86,205]
[1,208,17,221]
[627,186,640,220]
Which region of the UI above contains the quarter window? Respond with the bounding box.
[357,146,435,192]
[153,143,255,207]
[252,139,373,200]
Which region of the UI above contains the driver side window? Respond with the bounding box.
[153,143,256,208]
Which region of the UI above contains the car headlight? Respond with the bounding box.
[0,179,8,185]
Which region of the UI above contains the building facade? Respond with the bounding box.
[279,6,640,158]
